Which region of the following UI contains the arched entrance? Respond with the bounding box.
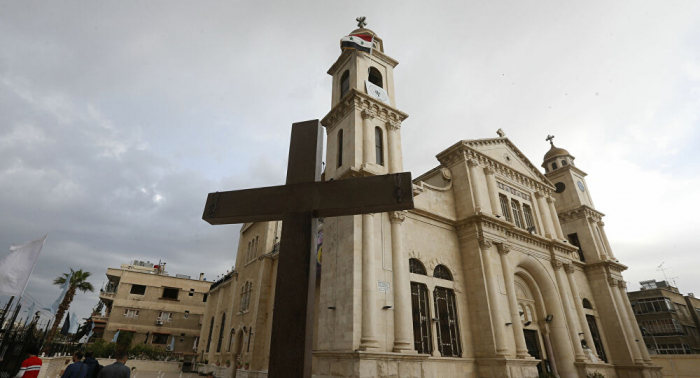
[514,257,579,378]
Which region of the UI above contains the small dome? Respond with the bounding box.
[350,28,377,37]
[544,145,570,161]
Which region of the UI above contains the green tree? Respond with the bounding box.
[45,268,94,347]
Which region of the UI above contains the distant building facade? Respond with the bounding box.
[628,280,700,354]
[99,261,211,353]
[198,221,283,368]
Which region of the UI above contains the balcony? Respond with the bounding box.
[99,289,117,302]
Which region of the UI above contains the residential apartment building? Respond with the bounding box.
[628,280,700,354]
[99,261,212,354]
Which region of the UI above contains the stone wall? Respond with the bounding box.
[36,356,72,378]
[652,355,700,378]
[96,358,184,372]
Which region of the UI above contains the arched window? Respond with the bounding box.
[216,313,226,352]
[433,265,453,281]
[340,70,350,98]
[522,204,536,232]
[206,316,214,352]
[583,298,593,309]
[228,328,235,351]
[551,162,558,170]
[255,236,259,256]
[240,282,253,312]
[247,241,251,262]
[561,159,568,166]
[375,127,384,166]
[337,129,343,168]
[409,258,426,275]
[368,67,383,88]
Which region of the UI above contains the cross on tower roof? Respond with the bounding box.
[356,16,367,28]
[546,134,555,146]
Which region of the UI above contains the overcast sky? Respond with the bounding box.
[1,1,699,323]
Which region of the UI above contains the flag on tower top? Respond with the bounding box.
[341,34,373,54]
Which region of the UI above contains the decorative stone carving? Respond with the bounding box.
[483,166,496,175]
[618,280,627,290]
[598,221,605,227]
[607,277,618,287]
[389,211,407,224]
[441,167,452,181]
[386,120,401,131]
[479,239,493,250]
[546,196,556,204]
[496,128,506,137]
[496,242,510,255]
[552,260,563,270]
[564,264,575,274]
[467,158,480,168]
[361,109,376,120]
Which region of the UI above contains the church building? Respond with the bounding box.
[198,23,662,378]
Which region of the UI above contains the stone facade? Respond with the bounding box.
[198,27,664,378]
[99,262,211,353]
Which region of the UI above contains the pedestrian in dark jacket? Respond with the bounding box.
[61,352,87,378]
[83,351,99,378]
[97,351,129,378]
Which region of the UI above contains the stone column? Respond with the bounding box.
[598,222,617,260]
[618,280,652,364]
[553,261,586,362]
[361,109,375,166]
[541,324,559,377]
[390,211,414,353]
[497,243,530,358]
[480,239,508,356]
[609,278,643,364]
[547,197,565,240]
[588,218,608,260]
[467,158,486,214]
[386,120,402,174]
[564,264,597,357]
[484,166,502,218]
[535,192,555,238]
[360,213,379,350]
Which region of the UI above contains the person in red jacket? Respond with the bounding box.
[14,346,42,378]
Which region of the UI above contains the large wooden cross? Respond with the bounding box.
[202,120,414,378]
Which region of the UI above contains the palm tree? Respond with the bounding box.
[45,268,94,347]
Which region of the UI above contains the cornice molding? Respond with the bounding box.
[558,205,606,223]
[435,139,556,195]
[321,89,408,133]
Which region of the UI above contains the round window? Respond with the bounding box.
[555,182,566,193]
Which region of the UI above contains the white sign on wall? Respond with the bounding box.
[377,281,390,292]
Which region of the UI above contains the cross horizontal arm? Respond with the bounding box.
[203,172,414,225]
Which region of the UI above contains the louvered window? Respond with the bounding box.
[434,287,461,357]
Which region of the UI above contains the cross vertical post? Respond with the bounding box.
[268,120,323,378]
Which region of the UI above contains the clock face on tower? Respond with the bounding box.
[365,80,390,104]
[577,181,585,192]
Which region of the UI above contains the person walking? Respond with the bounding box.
[83,351,100,378]
[61,352,87,378]
[14,346,42,378]
[97,351,129,378]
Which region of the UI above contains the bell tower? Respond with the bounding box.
[321,24,408,180]
[542,136,613,263]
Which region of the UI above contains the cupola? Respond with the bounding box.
[541,135,575,173]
